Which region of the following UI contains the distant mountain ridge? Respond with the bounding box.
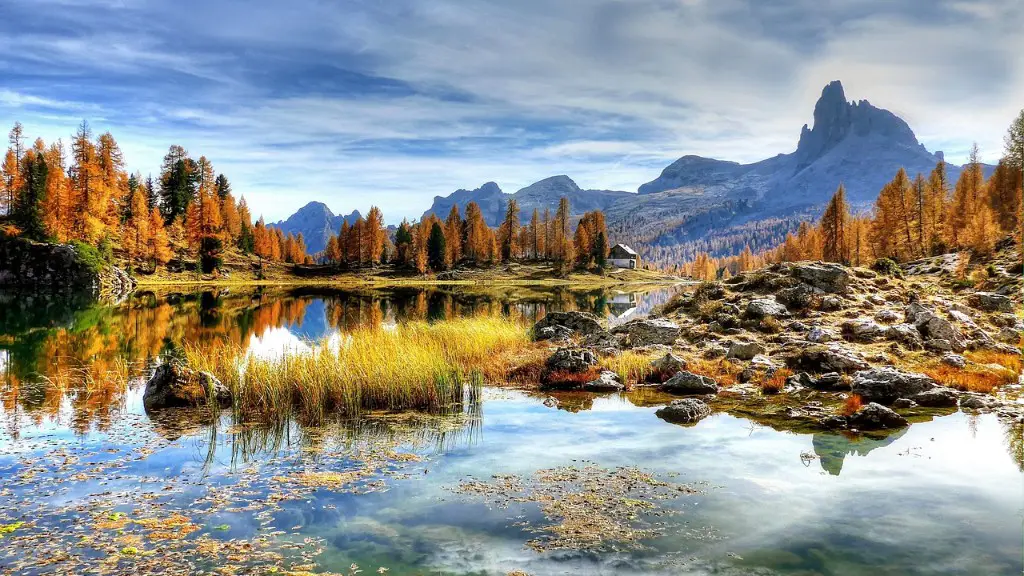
[420,175,631,226]
[270,202,361,254]
[277,80,990,262]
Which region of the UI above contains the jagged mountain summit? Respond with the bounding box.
[421,175,631,226]
[271,202,361,254]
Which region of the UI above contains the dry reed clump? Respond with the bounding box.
[183,316,531,422]
[840,394,863,416]
[922,364,1016,394]
[756,368,792,395]
[599,351,659,386]
[686,357,742,387]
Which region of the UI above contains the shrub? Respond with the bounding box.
[71,240,108,274]
[871,258,903,278]
[840,394,863,416]
[757,368,791,395]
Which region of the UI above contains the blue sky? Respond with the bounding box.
[1,0,1021,223]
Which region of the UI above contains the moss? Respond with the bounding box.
[70,240,109,275]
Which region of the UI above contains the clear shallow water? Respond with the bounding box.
[0,286,1022,575]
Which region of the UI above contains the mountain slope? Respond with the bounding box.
[271,202,361,254]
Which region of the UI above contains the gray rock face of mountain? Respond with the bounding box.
[638,81,943,207]
[271,202,361,254]
[421,175,631,226]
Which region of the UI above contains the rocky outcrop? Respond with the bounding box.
[655,398,712,425]
[532,311,605,341]
[746,298,789,319]
[143,360,232,411]
[790,344,869,373]
[850,368,936,405]
[968,292,1013,313]
[909,387,959,408]
[841,319,889,342]
[905,303,966,352]
[726,341,765,360]
[610,318,680,346]
[790,262,850,294]
[544,348,597,373]
[659,371,719,395]
[649,352,688,381]
[0,236,135,299]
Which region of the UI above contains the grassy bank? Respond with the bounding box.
[183,316,532,422]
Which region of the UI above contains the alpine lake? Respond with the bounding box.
[0,284,1020,576]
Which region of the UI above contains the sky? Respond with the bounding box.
[1,0,1021,224]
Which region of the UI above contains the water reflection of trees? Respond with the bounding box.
[0,286,676,432]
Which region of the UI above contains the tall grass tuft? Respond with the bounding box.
[183,316,530,422]
[599,351,659,386]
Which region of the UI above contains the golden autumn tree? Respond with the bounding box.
[364,206,385,266]
[498,199,520,262]
[463,201,488,263]
[69,121,105,242]
[146,206,172,268]
[820,184,850,263]
[444,205,463,267]
[122,184,150,269]
[922,161,949,256]
[40,141,71,242]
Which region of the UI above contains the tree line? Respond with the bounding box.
[321,197,611,274]
[678,110,1024,280]
[0,121,313,273]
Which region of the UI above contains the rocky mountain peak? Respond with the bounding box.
[796,80,922,168]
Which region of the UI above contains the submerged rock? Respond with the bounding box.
[659,371,719,395]
[611,318,681,346]
[143,360,231,411]
[655,398,712,425]
[850,367,936,405]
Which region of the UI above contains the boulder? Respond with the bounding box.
[790,262,850,294]
[582,370,624,392]
[887,323,924,350]
[655,398,712,425]
[807,326,838,343]
[819,295,844,311]
[649,353,688,381]
[841,319,890,342]
[776,284,815,309]
[996,327,1022,344]
[746,298,790,319]
[611,318,681,347]
[925,339,954,352]
[143,360,231,411]
[874,309,901,324]
[810,372,846,390]
[535,325,574,342]
[544,348,597,373]
[891,398,918,409]
[940,353,967,368]
[851,367,937,404]
[969,292,1014,313]
[532,311,604,340]
[910,387,959,408]
[660,371,719,395]
[727,340,766,360]
[793,344,870,373]
[905,303,966,352]
[848,403,909,430]
[740,354,777,383]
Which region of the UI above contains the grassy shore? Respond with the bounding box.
[130,251,681,288]
[183,316,532,422]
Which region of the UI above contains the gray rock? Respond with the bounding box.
[940,353,967,368]
[819,295,845,312]
[794,344,870,373]
[925,339,954,352]
[996,327,1022,344]
[807,326,838,343]
[910,387,959,408]
[143,360,231,411]
[655,398,712,425]
[702,345,728,359]
[851,367,936,404]
[811,372,847,390]
[660,371,719,395]
[746,298,790,319]
[874,309,901,324]
[791,262,850,294]
[740,354,778,383]
[892,398,918,409]
[611,318,681,346]
[727,340,766,360]
[887,323,924,350]
[842,319,890,342]
[649,353,688,381]
[959,394,996,410]
[544,348,597,373]
[776,284,815,309]
[905,303,966,352]
[536,325,574,342]
[848,402,909,430]
[969,292,1014,313]
[532,311,604,340]
[583,370,624,392]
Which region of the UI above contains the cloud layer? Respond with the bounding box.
[1,0,1021,222]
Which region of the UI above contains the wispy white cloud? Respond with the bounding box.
[0,0,1020,223]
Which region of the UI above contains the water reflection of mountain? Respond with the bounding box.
[811,429,908,475]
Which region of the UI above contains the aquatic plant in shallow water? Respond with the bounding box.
[183,316,531,422]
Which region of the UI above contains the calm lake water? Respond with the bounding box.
[0,286,1021,575]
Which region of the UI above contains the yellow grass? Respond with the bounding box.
[183,316,531,422]
[687,357,743,387]
[599,351,660,386]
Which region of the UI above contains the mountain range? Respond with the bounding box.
[270,202,361,254]
[276,81,986,261]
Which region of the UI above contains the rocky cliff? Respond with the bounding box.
[0,236,134,299]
